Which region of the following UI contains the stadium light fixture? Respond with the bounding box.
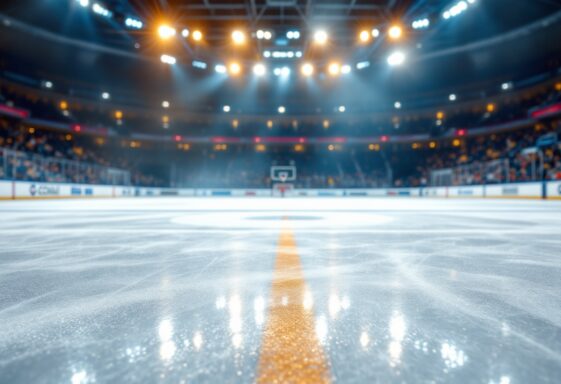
[229,62,242,76]
[92,3,112,17]
[359,30,370,43]
[192,60,207,69]
[256,30,273,40]
[192,30,203,41]
[287,30,300,39]
[160,54,177,65]
[158,24,176,40]
[278,106,286,114]
[274,67,290,77]
[328,62,341,76]
[412,18,430,29]
[387,51,406,66]
[356,61,370,70]
[443,0,474,20]
[232,30,246,45]
[301,63,314,77]
[313,30,328,45]
[388,25,403,40]
[125,17,143,29]
[223,105,231,113]
[501,82,512,91]
[253,63,267,77]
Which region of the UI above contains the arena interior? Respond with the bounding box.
[1,1,561,383]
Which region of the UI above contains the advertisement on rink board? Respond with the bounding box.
[2,179,561,200]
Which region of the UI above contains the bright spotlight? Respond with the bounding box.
[215,64,227,74]
[162,101,170,108]
[125,17,143,29]
[77,0,89,8]
[274,67,290,77]
[341,64,351,74]
[92,3,112,17]
[158,24,176,40]
[356,61,370,70]
[43,81,53,89]
[387,51,405,66]
[253,63,266,77]
[314,30,328,45]
[388,25,403,40]
[229,62,242,75]
[192,60,207,69]
[278,106,286,114]
[338,105,346,113]
[328,62,341,76]
[412,18,430,29]
[359,30,370,43]
[101,92,110,100]
[449,93,457,101]
[232,30,246,45]
[372,28,380,38]
[181,29,189,38]
[301,63,314,77]
[394,101,402,109]
[160,54,177,65]
[223,105,231,113]
[264,30,272,40]
[192,30,203,41]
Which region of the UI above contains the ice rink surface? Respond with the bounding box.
[1,197,561,383]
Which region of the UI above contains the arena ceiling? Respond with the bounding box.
[0,0,561,115]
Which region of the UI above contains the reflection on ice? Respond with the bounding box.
[159,341,176,361]
[229,294,242,334]
[389,312,406,342]
[315,315,328,344]
[254,296,265,326]
[388,311,406,367]
[158,319,174,342]
[329,294,342,319]
[193,332,203,350]
[303,290,313,310]
[328,294,351,319]
[71,370,93,384]
[158,319,176,361]
[440,342,467,369]
[215,296,226,310]
[360,331,370,349]
[232,333,243,349]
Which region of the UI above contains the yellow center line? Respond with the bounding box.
[257,222,331,383]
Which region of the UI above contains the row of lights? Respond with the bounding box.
[161,53,406,75]
[156,23,405,46]
[443,0,477,20]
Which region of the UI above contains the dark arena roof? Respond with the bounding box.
[1,0,561,119]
